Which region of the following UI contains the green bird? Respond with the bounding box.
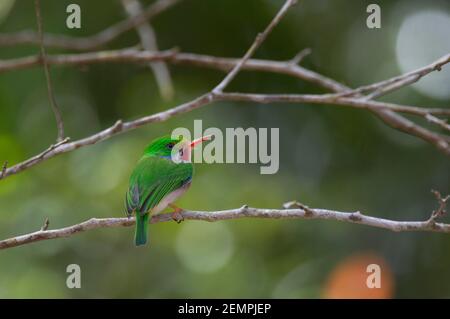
[125,134,211,246]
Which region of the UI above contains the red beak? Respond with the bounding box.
[190,135,213,149]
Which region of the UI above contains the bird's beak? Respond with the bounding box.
[190,135,213,149]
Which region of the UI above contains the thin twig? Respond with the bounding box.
[425,114,450,133]
[428,190,449,224]
[40,217,50,231]
[289,48,312,65]
[0,95,210,180]
[34,0,64,142]
[213,0,298,93]
[338,53,450,99]
[214,93,450,155]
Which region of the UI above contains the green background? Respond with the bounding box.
[0,0,449,298]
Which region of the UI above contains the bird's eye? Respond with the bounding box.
[167,143,175,150]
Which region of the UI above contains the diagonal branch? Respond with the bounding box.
[121,0,174,100]
[213,0,297,93]
[428,190,449,225]
[34,0,65,142]
[0,94,213,180]
[338,53,450,99]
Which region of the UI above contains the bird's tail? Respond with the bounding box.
[135,213,149,246]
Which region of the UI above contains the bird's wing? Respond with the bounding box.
[126,156,193,215]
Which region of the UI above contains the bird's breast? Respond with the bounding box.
[152,181,191,214]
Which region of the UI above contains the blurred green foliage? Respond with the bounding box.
[0,0,449,298]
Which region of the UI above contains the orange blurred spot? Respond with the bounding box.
[323,253,394,299]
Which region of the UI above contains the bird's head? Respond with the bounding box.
[143,135,212,162]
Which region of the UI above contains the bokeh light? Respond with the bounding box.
[323,253,394,299]
[175,222,234,273]
[395,10,450,100]
[0,0,14,23]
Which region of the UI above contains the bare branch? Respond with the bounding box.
[0,137,70,180]
[121,0,174,100]
[34,0,65,142]
[40,217,50,231]
[0,0,180,50]
[215,92,449,117]
[339,53,450,99]
[0,95,212,180]
[2,49,448,117]
[1,197,450,250]
[289,48,312,65]
[213,0,297,93]
[2,50,450,117]
[425,114,450,133]
[3,88,447,181]
[214,92,450,156]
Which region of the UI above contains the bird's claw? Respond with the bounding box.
[169,204,185,224]
[171,211,184,224]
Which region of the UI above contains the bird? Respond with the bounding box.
[125,134,211,246]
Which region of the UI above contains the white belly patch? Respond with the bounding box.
[152,182,191,214]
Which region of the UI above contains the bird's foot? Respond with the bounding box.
[169,204,184,224]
